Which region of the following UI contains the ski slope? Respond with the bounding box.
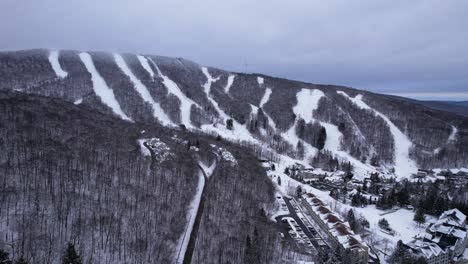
[287,89,374,176]
[148,57,197,128]
[224,74,235,93]
[201,67,259,143]
[114,54,172,126]
[448,125,458,142]
[137,55,155,78]
[48,50,68,78]
[79,52,132,121]
[337,91,417,178]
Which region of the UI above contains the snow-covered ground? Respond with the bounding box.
[137,55,155,78]
[267,155,432,260]
[148,57,197,128]
[285,89,374,177]
[138,138,173,162]
[337,91,417,178]
[257,76,264,85]
[79,52,132,121]
[448,125,458,142]
[224,74,235,93]
[48,50,68,78]
[115,54,172,126]
[200,68,260,144]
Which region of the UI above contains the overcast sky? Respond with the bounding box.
[1,0,467,100]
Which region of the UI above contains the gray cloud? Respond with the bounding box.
[1,0,467,99]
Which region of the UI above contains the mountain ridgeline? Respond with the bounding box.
[1,49,466,175]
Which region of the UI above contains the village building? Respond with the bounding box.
[300,193,370,264]
[405,208,468,264]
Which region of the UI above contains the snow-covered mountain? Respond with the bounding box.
[1,49,467,178]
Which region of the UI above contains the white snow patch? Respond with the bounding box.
[48,50,68,78]
[448,125,458,142]
[225,74,235,93]
[136,55,155,78]
[148,57,196,128]
[114,54,172,126]
[74,98,82,105]
[338,91,417,178]
[79,52,132,121]
[294,89,324,122]
[257,76,264,85]
[260,88,272,108]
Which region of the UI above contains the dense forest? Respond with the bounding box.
[0,91,293,263]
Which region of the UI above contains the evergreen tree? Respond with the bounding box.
[414,208,425,226]
[62,243,82,264]
[15,257,28,264]
[296,141,305,160]
[388,240,407,264]
[347,209,356,232]
[296,185,303,198]
[0,249,12,264]
[317,127,326,150]
[277,176,281,186]
[226,118,233,130]
[378,218,390,231]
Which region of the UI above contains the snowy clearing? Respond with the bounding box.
[48,50,68,78]
[79,52,132,121]
[114,54,172,126]
[257,76,264,85]
[337,91,417,178]
[74,98,82,105]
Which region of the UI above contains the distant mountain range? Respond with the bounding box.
[413,100,468,117]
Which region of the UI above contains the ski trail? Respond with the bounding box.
[137,55,155,78]
[79,52,132,121]
[148,57,197,128]
[201,67,259,143]
[337,91,417,177]
[48,50,68,78]
[258,88,277,129]
[448,125,458,142]
[114,54,172,126]
[286,89,374,176]
[260,88,272,108]
[224,74,235,93]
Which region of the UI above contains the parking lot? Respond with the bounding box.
[274,196,331,253]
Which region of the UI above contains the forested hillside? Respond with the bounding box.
[1,49,466,178]
[0,91,285,263]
